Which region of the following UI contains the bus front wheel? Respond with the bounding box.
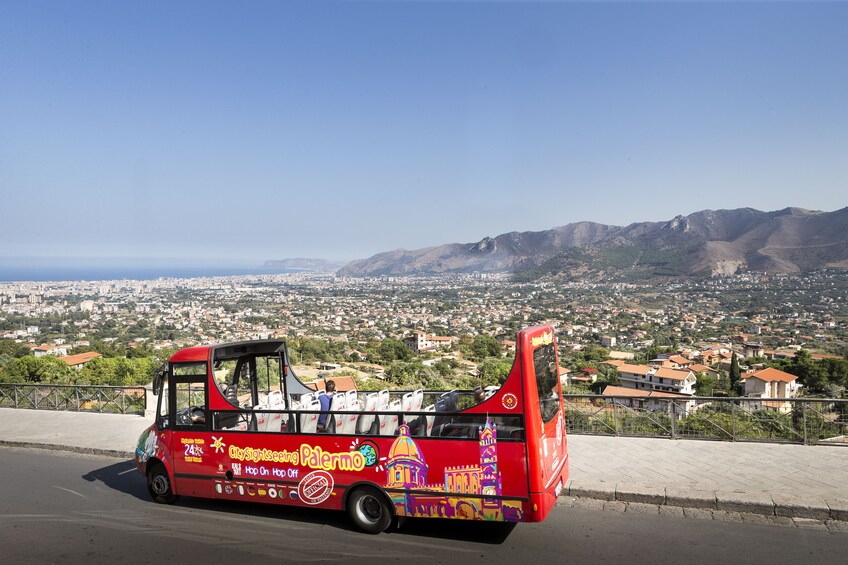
[147,462,179,504]
[348,487,392,534]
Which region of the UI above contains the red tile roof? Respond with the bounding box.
[741,367,797,383]
[654,367,693,381]
[59,352,102,366]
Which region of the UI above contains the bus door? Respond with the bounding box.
[524,328,568,506]
[168,361,212,496]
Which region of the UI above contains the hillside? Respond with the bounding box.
[335,207,848,279]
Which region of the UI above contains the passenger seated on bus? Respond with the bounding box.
[317,380,336,432]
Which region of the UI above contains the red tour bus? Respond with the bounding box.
[136,325,568,533]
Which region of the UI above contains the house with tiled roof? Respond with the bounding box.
[741,367,801,413]
[688,363,721,380]
[601,385,697,416]
[58,351,102,369]
[616,364,696,395]
[33,343,70,357]
[667,355,694,369]
[402,331,455,353]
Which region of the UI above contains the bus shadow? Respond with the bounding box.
[393,517,516,544]
[175,498,516,543]
[81,458,150,501]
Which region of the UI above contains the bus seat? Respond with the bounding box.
[340,391,360,434]
[484,386,500,400]
[380,399,401,436]
[401,392,415,412]
[435,390,458,412]
[431,390,458,435]
[412,389,424,411]
[330,392,347,432]
[252,405,269,431]
[356,392,379,434]
[299,399,320,433]
[424,404,436,436]
[260,391,284,432]
[377,390,390,410]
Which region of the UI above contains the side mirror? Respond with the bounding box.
[152,363,168,396]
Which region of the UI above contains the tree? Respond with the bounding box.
[694,372,716,396]
[729,352,741,394]
[378,338,413,363]
[478,358,513,386]
[2,356,73,384]
[384,361,421,387]
[433,359,457,378]
[779,350,830,395]
[469,335,500,361]
[0,341,32,359]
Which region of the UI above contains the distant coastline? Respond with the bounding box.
[0,265,304,283]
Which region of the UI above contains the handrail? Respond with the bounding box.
[0,383,147,415]
[563,394,848,446]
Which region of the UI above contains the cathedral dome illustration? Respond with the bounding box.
[387,424,424,464]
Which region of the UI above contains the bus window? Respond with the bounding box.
[430,414,525,441]
[213,359,238,406]
[174,381,207,427]
[532,343,560,424]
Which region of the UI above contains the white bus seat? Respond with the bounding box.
[401,392,415,412]
[252,405,269,431]
[424,404,436,436]
[377,390,390,410]
[260,391,285,432]
[356,392,379,434]
[412,389,424,411]
[380,399,401,436]
[330,392,347,432]
[340,391,360,434]
[299,399,321,433]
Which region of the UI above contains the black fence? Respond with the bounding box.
[564,395,848,446]
[0,383,146,415]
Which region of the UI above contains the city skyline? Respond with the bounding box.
[2,1,847,264]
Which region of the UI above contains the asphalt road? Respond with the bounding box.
[0,447,844,564]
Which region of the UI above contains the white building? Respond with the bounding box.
[741,367,801,413]
[616,363,697,395]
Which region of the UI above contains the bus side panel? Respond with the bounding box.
[169,425,531,522]
[389,438,529,522]
[135,425,174,484]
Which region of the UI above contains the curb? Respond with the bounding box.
[0,439,133,459]
[565,479,848,523]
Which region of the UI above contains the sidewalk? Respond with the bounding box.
[1,407,846,522]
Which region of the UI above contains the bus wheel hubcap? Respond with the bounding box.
[358,496,381,523]
[152,474,170,495]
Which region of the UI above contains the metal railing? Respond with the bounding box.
[0,383,147,415]
[564,395,848,446]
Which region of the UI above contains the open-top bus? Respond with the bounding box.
[135,325,568,533]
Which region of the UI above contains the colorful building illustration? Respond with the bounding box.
[385,419,524,522]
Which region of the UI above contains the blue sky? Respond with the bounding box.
[2,1,846,266]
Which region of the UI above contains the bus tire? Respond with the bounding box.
[348,487,392,534]
[147,462,179,504]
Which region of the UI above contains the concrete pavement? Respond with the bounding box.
[1,407,846,524]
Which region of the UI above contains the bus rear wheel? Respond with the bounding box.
[147,462,178,504]
[348,487,392,534]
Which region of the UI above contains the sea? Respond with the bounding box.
[0,265,303,283]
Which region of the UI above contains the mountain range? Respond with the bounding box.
[334,207,848,280]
